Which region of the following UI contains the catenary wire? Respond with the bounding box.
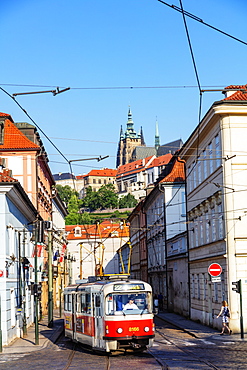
[158,0,247,47]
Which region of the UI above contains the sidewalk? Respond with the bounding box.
[1,309,64,355]
[156,311,247,342]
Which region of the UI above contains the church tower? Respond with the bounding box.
[155,118,160,152]
[116,107,145,167]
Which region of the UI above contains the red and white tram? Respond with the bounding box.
[64,275,155,353]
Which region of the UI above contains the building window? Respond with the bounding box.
[198,158,201,184]
[206,212,210,244]
[190,224,194,249]
[218,203,224,239]
[197,274,200,300]
[93,179,96,184]
[192,274,195,298]
[187,166,191,193]
[203,150,207,179]
[208,142,213,174]
[212,208,216,242]
[199,216,204,245]
[215,134,221,168]
[181,191,186,217]
[193,161,197,189]
[203,273,207,300]
[195,220,199,247]
[98,179,101,184]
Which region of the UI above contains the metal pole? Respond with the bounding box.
[80,244,83,279]
[34,223,39,345]
[239,279,244,339]
[59,276,62,318]
[22,230,27,336]
[48,229,53,328]
[0,293,2,352]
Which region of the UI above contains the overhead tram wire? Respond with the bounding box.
[158,0,247,47]
[0,83,225,90]
[0,86,70,167]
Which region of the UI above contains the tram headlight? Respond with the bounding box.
[144,326,150,332]
[116,327,123,334]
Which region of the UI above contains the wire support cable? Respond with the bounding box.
[158,0,247,47]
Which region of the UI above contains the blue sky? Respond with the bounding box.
[1,0,247,175]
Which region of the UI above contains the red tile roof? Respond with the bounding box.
[66,220,129,240]
[76,174,86,180]
[222,84,247,101]
[116,154,172,177]
[116,156,153,176]
[0,119,40,150]
[0,169,18,183]
[146,153,173,169]
[160,158,185,183]
[85,169,117,177]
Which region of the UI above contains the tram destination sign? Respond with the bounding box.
[113,283,145,291]
[208,263,222,277]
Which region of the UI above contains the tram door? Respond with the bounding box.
[93,293,105,349]
[72,293,77,341]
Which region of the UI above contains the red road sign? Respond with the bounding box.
[208,263,222,277]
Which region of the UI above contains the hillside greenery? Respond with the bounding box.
[56,184,137,225]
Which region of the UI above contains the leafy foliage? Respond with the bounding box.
[119,193,138,208]
[81,184,118,211]
[56,184,78,207]
[56,184,133,225]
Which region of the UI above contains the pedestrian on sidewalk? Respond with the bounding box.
[153,294,159,314]
[217,300,232,335]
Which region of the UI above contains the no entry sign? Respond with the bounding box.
[208,263,222,277]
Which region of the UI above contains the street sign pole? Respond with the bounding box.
[232,279,244,338]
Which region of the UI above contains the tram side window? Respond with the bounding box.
[64,294,72,312]
[80,293,91,314]
[68,294,72,311]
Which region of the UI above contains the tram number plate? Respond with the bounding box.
[129,327,139,332]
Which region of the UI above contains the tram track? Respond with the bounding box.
[61,342,161,370]
[62,343,77,370]
[154,327,221,370]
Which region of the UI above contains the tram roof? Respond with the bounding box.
[64,276,152,292]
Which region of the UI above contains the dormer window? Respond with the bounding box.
[0,122,4,145]
[74,226,81,237]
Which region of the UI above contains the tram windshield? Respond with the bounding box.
[105,292,152,315]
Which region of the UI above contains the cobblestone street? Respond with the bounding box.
[1,316,247,370]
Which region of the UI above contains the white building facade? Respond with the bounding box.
[180,85,247,332]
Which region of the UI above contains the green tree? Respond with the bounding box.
[81,186,101,211]
[119,193,138,208]
[80,212,92,224]
[81,184,118,211]
[65,194,82,225]
[56,184,78,207]
[98,184,118,209]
